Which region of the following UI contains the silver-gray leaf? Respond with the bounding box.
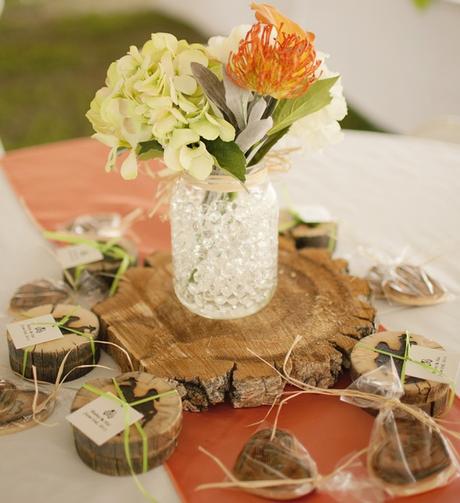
[235,117,273,153]
[248,97,267,124]
[191,63,236,126]
[223,70,252,131]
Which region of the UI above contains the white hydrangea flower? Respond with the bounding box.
[87,33,235,180]
[288,52,347,153]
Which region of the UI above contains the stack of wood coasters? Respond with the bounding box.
[233,428,317,500]
[368,416,456,496]
[7,304,100,382]
[9,279,71,314]
[351,331,451,417]
[70,372,182,475]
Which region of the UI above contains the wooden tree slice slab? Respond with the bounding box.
[70,371,182,476]
[233,428,317,500]
[351,331,451,417]
[7,304,100,383]
[0,380,54,435]
[94,240,375,411]
[368,417,456,496]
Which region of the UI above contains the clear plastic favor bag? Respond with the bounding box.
[343,361,459,497]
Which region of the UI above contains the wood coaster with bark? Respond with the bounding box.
[351,331,451,417]
[289,222,337,252]
[0,380,54,435]
[93,239,375,411]
[9,279,71,314]
[70,371,182,476]
[7,304,100,383]
[368,417,456,496]
[279,209,337,253]
[64,238,137,290]
[233,428,317,500]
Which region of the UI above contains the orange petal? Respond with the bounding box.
[250,2,314,41]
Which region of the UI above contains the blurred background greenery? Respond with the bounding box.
[0,0,381,151]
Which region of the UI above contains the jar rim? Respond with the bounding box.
[183,162,268,193]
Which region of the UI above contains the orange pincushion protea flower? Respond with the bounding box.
[227,22,320,99]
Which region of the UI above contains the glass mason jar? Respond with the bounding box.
[170,167,279,319]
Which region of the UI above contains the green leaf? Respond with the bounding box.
[248,126,290,166]
[137,139,163,160]
[204,138,247,182]
[270,76,339,135]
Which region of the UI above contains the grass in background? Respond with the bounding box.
[0,8,382,151]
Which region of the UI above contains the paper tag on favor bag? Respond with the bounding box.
[405,345,460,384]
[56,244,103,269]
[67,394,143,446]
[7,314,64,349]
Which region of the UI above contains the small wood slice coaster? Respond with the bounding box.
[0,380,54,435]
[9,279,71,315]
[64,238,137,290]
[279,209,337,253]
[290,222,337,252]
[94,240,375,411]
[7,304,100,383]
[368,417,456,496]
[233,429,317,500]
[383,265,446,306]
[351,331,451,417]
[70,372,182,476]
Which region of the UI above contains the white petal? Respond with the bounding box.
[235,117,273,153]
[120,150,138,180]
[163,144,183,172]
[169,128,200,149]
[188,154,214,180]
[173,75,197,95]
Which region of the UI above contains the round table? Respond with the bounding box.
[1,131,460,503]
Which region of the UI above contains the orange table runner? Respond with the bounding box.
[4,138,460,503]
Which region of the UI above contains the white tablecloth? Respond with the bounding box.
[1,131,459,503]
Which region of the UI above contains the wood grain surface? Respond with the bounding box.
[94,239,375,411]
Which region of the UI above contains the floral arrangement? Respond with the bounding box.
[87,3,346,183]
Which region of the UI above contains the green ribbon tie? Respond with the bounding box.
[22,307,97,375]
[357,330,456,408]
[83,380,178,502]
[43,231,134,296]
